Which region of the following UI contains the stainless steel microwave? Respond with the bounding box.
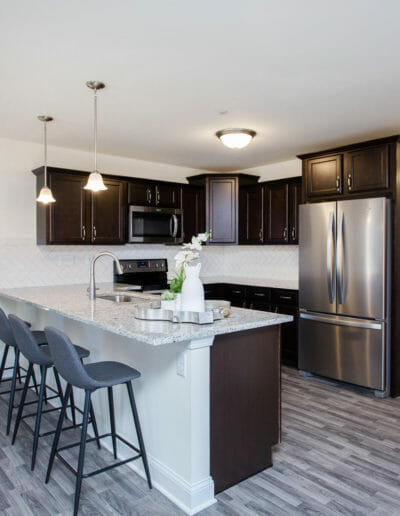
[128,205,184,243]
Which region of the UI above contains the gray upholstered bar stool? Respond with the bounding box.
[8,315,96,471]
[0,307,46,435]
[44,326,152,516]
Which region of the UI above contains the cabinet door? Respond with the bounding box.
[128,182,153,206]
[207,177,238,244]
[344,144,389,194]
[155,183,181,208]
[305,154,343,199]
[48,172,88,244]
[182,186,205,242]
[265,182,289,244]
[91,179,126,245]
[239,185,264,244]
[288,179,301,244]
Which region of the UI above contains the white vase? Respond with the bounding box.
[181,263,205,312]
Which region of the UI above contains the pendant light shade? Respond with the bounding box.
[36,115,56,204]
[84,80,107,192]
[216,128,257,149]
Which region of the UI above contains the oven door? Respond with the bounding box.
[128,206,183,243]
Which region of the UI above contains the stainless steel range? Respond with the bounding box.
[113,258,168,294]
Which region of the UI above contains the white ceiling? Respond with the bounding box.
[1,0,400,172]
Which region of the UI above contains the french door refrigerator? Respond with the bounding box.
[299,197,391,395]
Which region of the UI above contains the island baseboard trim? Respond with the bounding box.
[100,437,216,514]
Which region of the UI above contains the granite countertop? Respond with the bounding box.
[200,275,298,290]
[0,283,293,346]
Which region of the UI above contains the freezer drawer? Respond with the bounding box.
[299,312,386,391]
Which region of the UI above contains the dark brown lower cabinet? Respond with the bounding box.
[205,283,299,368]
[210,325,280,493]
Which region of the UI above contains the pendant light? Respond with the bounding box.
[216,128,257,149]
[84,80,107,192]
[36,115,56,204]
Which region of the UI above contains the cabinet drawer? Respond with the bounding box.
[246,286,271,302]
[271,289,298,306]
[226,285,247,299]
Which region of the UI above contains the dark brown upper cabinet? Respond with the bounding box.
[43,171,88,244]
[304,154,343,199]
[239,184,264,244]
[128,181,181,208]
[34,167,127,245]
[207,177,238,244]
[344,144,389,194]
[288,178,301,244]
[90,179,126,245]
[187,174,259,245]
[181,185,205,243]
[265,181,289,244]
[299,136,398,202]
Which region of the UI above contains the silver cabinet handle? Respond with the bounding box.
[347,173,353,190]
[336,175,341,191]
[172,190,176,205]
[172,214,178,237]
[93,226,97,241]
[337,211,344,305]
[326,211,336,304]
[283,226,288,240]
[147,188,152,204]
[254,293,266,297]
[291,227,296,240]
[232,290,242,294]
[259,228,263,242]
[279,295,292,300]
[156,189,160,205]
[82,226,86,240]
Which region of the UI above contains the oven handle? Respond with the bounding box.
[172,214,178,237]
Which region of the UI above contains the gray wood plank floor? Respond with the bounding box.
[1,367,400,515]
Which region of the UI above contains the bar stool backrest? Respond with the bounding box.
[0,308,17,347]
[45,327,99,390]
[8,315,51,366]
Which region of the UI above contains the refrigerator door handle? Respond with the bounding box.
[327,211,336,304]
[299,312,382,330]
[337,210,344,304]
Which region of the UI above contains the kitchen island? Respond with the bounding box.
[0,284,292,515]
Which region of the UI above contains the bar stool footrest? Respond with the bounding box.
[55,432,142,479]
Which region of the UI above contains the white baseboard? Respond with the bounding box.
[100,438,216,515]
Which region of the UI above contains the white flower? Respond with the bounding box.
[197,233,209,243]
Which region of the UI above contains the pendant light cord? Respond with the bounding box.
[93,88,97,172]
[43,121,48,187]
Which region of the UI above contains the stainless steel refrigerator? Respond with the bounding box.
[299,197,391,395]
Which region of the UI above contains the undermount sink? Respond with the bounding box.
[98,294,134,303]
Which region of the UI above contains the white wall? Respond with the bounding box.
[0,137,299,288]
[242,158,301,182]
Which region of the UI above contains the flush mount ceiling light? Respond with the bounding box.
[84,80,108,192]
[36,115,56,204]
[215,128,257,149]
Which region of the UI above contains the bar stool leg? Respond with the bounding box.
[69,388,78,426]
[74,390,91,516]
[31,366,40,397]
[11,363,33,444]
[126,381,152,489]
[46,383,71,483]
[0,344,9,384]
[89,399,101,449]
[31,365,47,471]
[107,386,117,459]
[6,349,20,435]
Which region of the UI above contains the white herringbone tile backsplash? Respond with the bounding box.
[0,240,298,289]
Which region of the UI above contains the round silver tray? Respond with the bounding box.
[134,299,231,325]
